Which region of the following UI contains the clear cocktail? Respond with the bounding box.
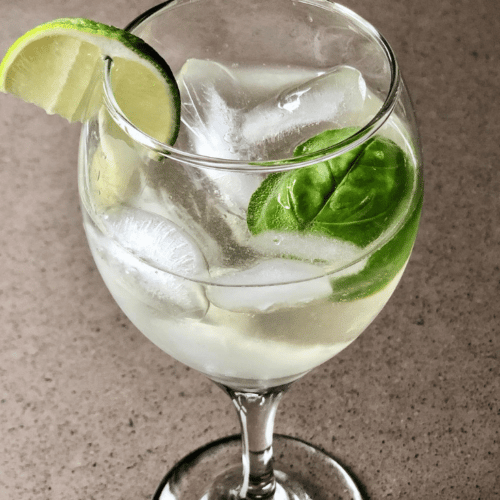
[76,0,423,497]
[81,60,420,389]
[1,0,424,496]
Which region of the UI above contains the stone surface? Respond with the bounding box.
[0,0,498,499]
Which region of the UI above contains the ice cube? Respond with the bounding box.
[206,259,332,313]
[241,65,368,159]
[177,60,369,161]
[176,60,268,216]
[200,169,265,217]
[93,207,210,318]
[176,59,245,160]
[175,58,324,160]
[248,231,366,276]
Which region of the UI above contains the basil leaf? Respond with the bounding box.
[248,127,409,247]
[329,193,422,301]
[247,127,422,300]
[247,127,360,235]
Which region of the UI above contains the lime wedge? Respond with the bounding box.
[89,107,143,208]
[0,18,180,145]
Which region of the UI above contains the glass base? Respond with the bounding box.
[153,434,363,500]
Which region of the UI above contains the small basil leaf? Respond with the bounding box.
[247,127,422,302]
[329,193,423,301]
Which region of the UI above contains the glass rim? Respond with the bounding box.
[102,0,402,172]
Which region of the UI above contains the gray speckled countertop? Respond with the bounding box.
[0,0,498,499]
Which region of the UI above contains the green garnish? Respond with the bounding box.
[247,127,422,300]
[248,127,408,246]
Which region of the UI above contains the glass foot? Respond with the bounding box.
[153,434,363,500]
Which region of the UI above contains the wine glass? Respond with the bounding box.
[78,0,423,498]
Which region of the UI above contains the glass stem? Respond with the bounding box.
[220,384,290,500]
